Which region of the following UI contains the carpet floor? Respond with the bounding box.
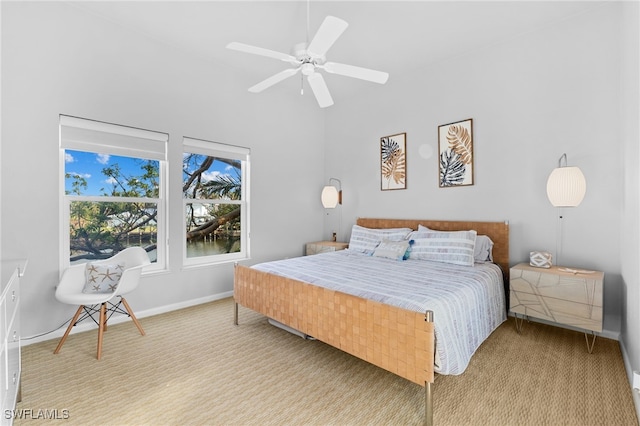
[14,297,638,425]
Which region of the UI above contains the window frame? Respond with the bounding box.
[182,137,250,267]
[59,115,168,273]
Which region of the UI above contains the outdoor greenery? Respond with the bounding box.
[183,154,242,257]
[66,152,242,261]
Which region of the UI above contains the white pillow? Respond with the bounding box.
[372,239,411,261]
[418,225,493,263]
[82,263,124,294]
[474,235,494,263]
[347,225,413,255]
[409,229,477,266]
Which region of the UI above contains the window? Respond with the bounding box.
[60,115,167,271]
[182,137,250,266]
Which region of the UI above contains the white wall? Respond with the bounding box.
[324,2,626,336]
[1,1,637,361]
[0,1,2,265]
[619,0,640,410]
[1,2,326,339]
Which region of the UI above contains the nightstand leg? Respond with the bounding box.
[514,313,525,334]
[585,331,597,354]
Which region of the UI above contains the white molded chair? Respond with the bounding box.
[53,247,150,360]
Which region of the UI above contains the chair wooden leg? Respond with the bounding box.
[96,303,106,360]
[53,305,84,354]
[120,297,145,336]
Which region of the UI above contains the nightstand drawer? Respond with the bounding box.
[510,263,603,333]
[510,292,602,331]
[511,267,603,307]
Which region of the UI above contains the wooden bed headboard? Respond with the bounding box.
[356,218,510,280]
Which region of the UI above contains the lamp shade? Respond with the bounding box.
[546,166,586,207]
[321,185,340,208]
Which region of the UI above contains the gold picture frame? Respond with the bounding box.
[380,132,406,190]
[438,119,474,187]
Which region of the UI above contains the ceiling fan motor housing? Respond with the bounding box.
[292,42,326,72]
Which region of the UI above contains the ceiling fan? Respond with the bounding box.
[226,15,389,108]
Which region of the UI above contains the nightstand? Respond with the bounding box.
[510,263,603,353]
[305,241,349,256]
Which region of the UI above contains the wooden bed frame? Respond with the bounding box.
[233,218,510,426]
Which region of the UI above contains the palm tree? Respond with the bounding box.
[183,155,242,248]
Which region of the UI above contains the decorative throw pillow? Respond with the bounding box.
[82,263,125,294]
[347,225,413,255]
[372,239,411,261]
[529,251,552,268]
[409,230,477,267]
[403,240,414,260]
[418,225,493,263]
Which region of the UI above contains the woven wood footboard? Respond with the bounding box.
[234,264,435,386]
[234,218,508,425]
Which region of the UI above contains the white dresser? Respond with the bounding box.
[1,260,26,426]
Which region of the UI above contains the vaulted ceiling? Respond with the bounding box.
[68,1,607,104]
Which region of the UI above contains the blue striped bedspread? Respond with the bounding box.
[252,249,506,375]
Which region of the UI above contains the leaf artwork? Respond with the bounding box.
[381,136,406,189]
[438,119,473,187]
[446,125,473,164]
[439,150,466,187]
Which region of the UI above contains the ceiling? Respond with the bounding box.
[68,1,607,105]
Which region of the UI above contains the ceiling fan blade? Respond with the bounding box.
[226,42,297,63]
[307,16,348,57]
[249,68,300,93]
[307,73,334,108]
[323,62,389,84]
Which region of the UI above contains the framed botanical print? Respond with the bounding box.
[380,132,406,190]
[438,119,473,187]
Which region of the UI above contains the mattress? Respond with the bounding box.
[252,249,506,375]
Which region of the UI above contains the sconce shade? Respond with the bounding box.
[321,186,340,208]
[546,166,586,207]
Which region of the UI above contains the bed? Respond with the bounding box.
[233,218,509,425]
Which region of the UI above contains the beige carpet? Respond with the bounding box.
[14,298,638,425]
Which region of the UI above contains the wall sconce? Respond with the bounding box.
[321,178,342,208]
[546,153,586,267]
[546,153,586,207]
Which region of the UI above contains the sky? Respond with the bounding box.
[64,150,234,197]
[65,150,135,196]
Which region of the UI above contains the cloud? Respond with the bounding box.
[68,172,91,179]
[65,153,75,163]
[97,153,110,164]
[105,177,117,185]
[202,170,222,182]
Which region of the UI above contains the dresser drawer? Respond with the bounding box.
[5,311,20,413]
[0,347,6,414]
[1,259,26,424]
[4,275,19,332]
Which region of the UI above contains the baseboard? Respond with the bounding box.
[22,291,234,346]
[619,338,640,422]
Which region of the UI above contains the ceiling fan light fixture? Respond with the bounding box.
[301,63,315,76]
